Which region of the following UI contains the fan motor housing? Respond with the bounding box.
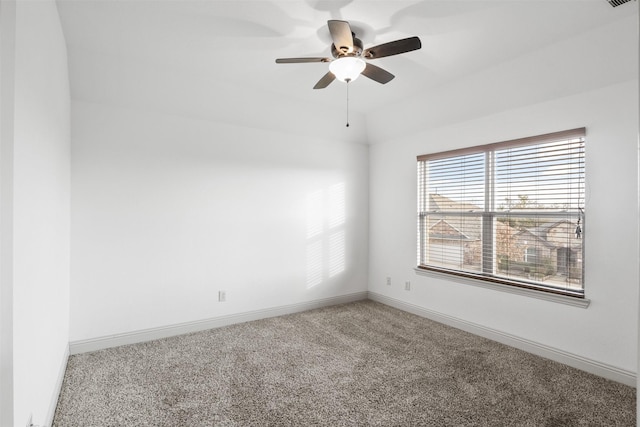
[332,36,363,58]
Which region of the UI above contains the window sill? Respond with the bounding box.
[414,268,590,308]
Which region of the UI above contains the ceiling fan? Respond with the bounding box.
[276,20,422,89]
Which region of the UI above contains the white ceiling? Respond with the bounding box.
[56,0,637,137]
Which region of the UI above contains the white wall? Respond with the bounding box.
[70,101,368,342]
[367,2,638,381]
[12,1,71,426]
[368,80,638,375]
[0,1,17,425]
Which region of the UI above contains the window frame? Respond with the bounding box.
[417,128,586,299]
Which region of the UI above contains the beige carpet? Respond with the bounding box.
[53,300,635,426]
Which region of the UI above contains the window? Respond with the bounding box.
[417,128,585,297]
[524,247,538,264]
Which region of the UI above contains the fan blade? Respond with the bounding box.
[313,72,336,89]
[361,63,395,84]
[363,36,422,59]
[328,20,354,54]
[276,57,331,64]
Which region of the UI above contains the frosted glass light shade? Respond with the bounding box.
[329,57,366,82]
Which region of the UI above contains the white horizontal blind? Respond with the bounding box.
[417,128,585,297]
[418,152,485,273]
[495,139,584,212]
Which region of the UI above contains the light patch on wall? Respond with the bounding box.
[306,190,323,239]
[328,182,346,228]
[329,230,345,277]
[306,182,347,288]
[306,240,323,288]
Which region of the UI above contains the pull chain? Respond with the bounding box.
[345,78,350,127]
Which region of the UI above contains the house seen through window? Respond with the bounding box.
[417,128,585,297]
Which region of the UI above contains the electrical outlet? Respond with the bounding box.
[386,277,391,286]
[405,281,411,291]
[218,291,226,302]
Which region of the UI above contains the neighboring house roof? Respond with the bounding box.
[428,193,482,212]
[427,194,483,241]
[427,194,577,250]
[526,220,573,240]
[513,228,557,249]
[429,219,476,241]
[514,220,580,250]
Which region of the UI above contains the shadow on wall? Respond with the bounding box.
[306,182,346,288]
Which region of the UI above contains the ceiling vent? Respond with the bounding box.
[607,0,634,7]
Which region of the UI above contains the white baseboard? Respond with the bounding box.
[44,343,69,427]
[69,292,369,355]
[367,291,636,387]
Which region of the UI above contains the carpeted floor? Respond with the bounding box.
[53,300,635,426]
